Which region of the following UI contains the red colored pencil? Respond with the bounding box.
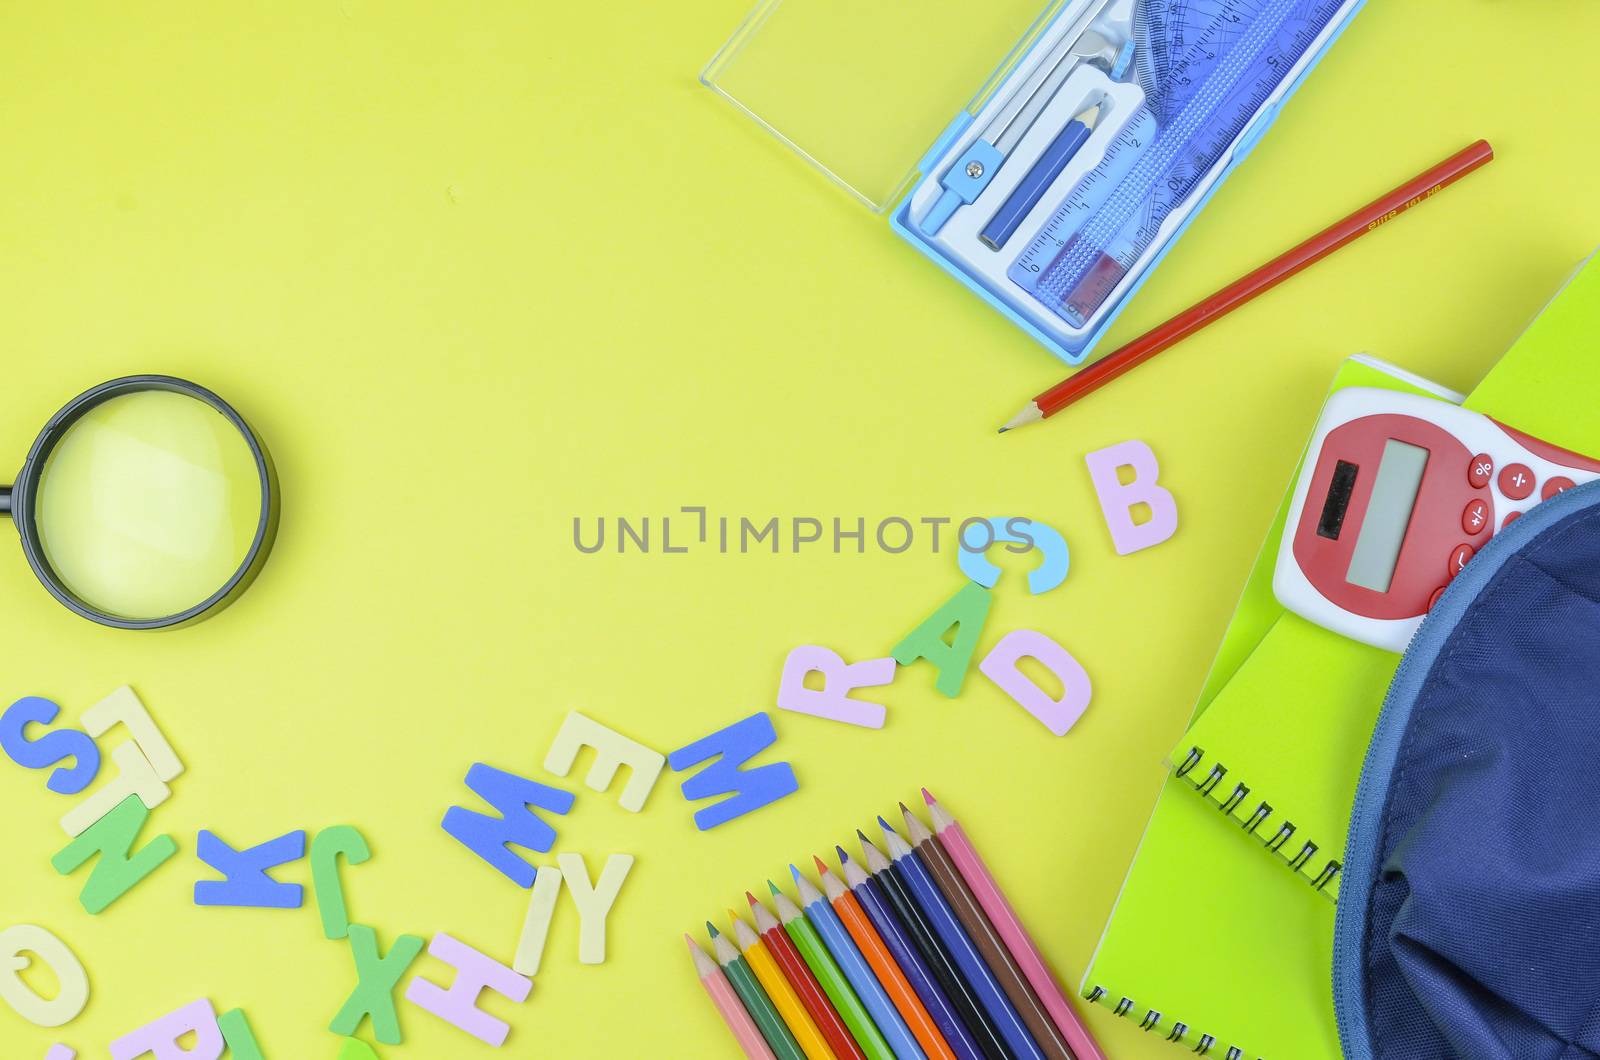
[998,139,1495,433]
[750,892,865,1060]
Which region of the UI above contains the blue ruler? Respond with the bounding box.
[1009,0,1347,325]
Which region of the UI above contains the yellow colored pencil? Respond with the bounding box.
[731,909,838,1060]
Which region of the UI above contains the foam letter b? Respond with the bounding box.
[1084,440,1178,555]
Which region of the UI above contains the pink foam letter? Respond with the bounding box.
[776,646,896,729]
[405,933,531,1047]
[979,630,1092,736]
[109,998,223,1060]
[1084,440,1178,555]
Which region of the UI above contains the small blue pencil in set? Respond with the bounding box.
[981,100,1103,251]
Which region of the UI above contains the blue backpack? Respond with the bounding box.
[1335,479,1600,1059]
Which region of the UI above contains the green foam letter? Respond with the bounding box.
[329,924,425,1045]
[50,794,177,914]
[891,583,993,697]
[312,825,372,940]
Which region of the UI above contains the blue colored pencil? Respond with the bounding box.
[793,863,927,1060]
[877,819,1046,1060]
[856,835,1009,1060]
[839,848,987,1060]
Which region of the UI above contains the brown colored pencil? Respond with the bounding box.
[902,804,1076,1060]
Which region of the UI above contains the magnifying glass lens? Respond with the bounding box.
[33,390,264,621]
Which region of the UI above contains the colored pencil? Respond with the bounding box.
[690,933,781,1060]
[877,819,1046,1060]
[923,791,1104,1060]
[997,139,1496,433]
[774,881,897,1060]
[733,909,839,1060]
[792,866,926,1060]
[901,805,1073,1060]
[837,850,984,1060]
[752,892,866,1060]
[713,922,810,1060]
[858,834,1011,1060]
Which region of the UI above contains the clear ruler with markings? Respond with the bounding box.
[1009,0,1347,325]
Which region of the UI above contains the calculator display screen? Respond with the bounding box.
[1345,440,1429,592]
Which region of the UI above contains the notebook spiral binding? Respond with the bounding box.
[1083,985,1258,1058]
[1173,745,1341,902]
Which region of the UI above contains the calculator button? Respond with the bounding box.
[1468,454,1494,488]
[1461,499,1490,535]
[1542,476,1576,500]
[1502,511,1521,530]
[1498,464,1535,499]
[1448,543,1474,577]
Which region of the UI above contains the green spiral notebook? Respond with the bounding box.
[1078,355,1421,1059]
[1081,251,1600,1060]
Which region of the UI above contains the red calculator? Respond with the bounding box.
[1274,387,1600,651]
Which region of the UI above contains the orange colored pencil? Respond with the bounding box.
[817,856,958,1060]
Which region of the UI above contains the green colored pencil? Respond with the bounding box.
[709,922,807,1060]
[770,881,896,1060]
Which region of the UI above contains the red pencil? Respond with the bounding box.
[998,139,1495,433]
[750,892,864,1060]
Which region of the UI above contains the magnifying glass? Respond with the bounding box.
[0,376,279,629]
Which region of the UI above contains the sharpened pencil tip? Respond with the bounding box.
[745,891,759,907]
[898,801,912,816]
[836,845,851,863]
[768,879,781,896]
[789,863,802,882]
[706,921,720,938]
[878,815,897,834]
[998,426,1010,434]
[856,828,871,844]
[814,854,830,875]
[922,787,936,805]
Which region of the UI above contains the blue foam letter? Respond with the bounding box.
[194,828,307,908]
[441,765,575,887]
[957,517,1070,595]
[0,696,101,795]
[668,712,799,831]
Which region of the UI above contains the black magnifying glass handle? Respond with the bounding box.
[0,485,10,515]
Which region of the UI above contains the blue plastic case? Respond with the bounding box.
[705,0,1368,365]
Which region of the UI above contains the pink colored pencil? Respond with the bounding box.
[922,790,1106,1060]
[688,933,779,1060]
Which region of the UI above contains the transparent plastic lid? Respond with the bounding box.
[702,0,1069,213]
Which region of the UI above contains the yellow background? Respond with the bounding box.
[2,1,1599,1056]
